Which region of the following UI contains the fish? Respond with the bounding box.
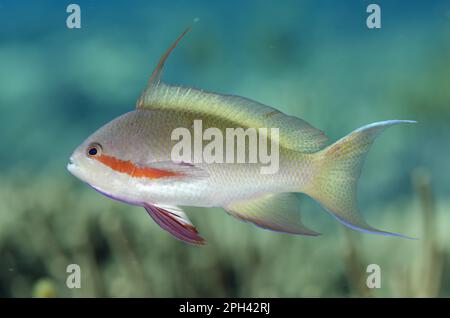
[67,28,416,245]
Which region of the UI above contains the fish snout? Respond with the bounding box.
[67,156,78,174]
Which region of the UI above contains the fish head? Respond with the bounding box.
[67,111,150,201]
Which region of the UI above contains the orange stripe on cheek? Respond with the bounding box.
[95,154,181,179]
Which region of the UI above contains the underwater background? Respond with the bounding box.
[0,0,449,297]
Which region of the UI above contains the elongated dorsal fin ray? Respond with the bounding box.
[225,193,320,236]
[137,27,191,109]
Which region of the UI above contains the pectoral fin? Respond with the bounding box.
[225,193,320,236]
[143,161,209,180]
[144,203,206,245]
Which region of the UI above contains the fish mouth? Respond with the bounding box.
[66,156,77,175]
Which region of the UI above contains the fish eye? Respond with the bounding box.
[87,143,102,157]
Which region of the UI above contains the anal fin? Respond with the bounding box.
[225,193,320,236]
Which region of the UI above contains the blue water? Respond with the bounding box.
[0,0,449,299]
[0,0,448,196]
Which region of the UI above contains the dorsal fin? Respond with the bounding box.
[136,28,328,153]
[137,27,191,109]
[138,83,328,152]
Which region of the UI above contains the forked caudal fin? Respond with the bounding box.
[305,120,417,239]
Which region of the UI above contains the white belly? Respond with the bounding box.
[128,161,307,207]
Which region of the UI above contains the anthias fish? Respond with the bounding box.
[68,28,415,244]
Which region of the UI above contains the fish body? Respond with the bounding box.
[68,29,415,244]
[69,107,311,207]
